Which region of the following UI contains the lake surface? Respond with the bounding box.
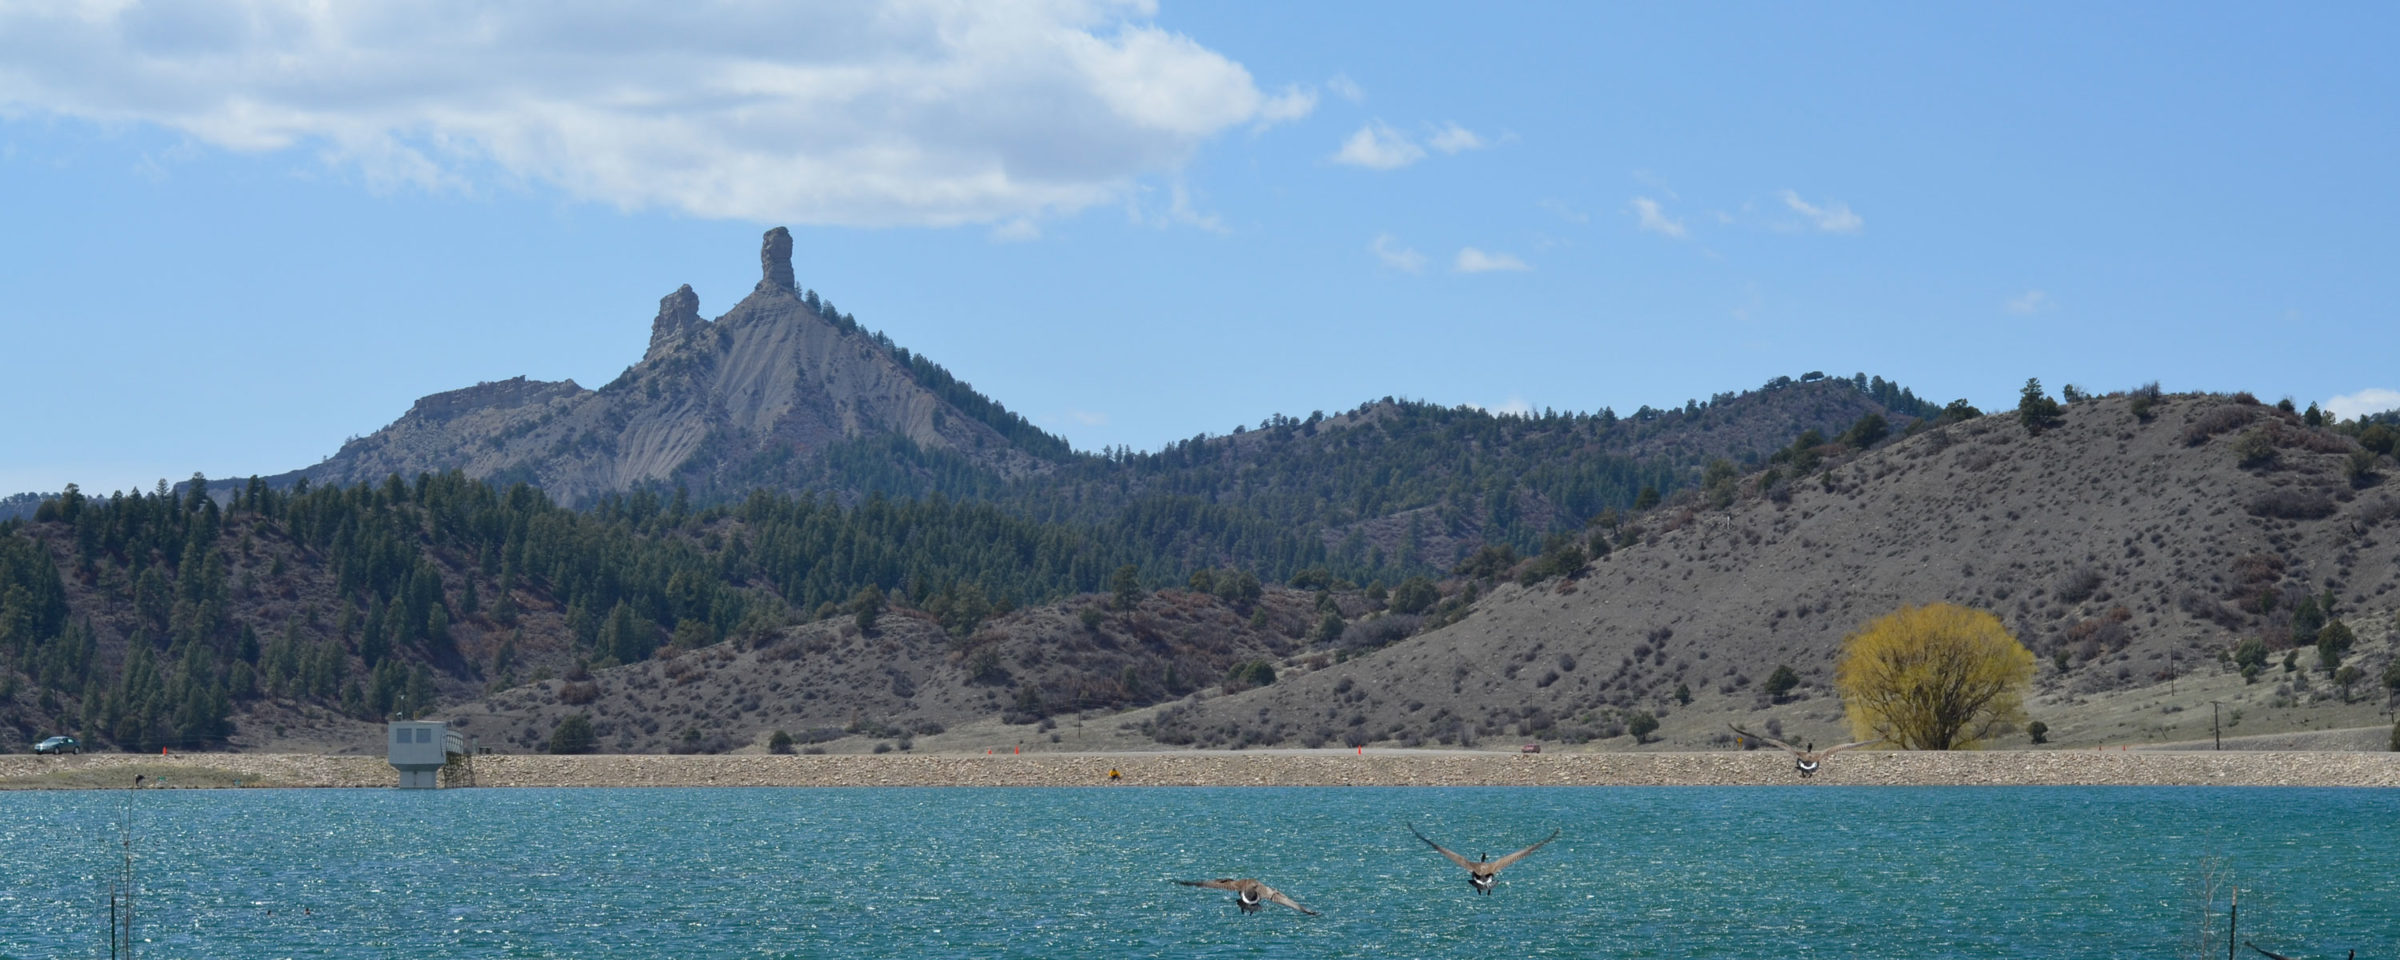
[3,785,2393,959]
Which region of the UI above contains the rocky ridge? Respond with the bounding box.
[276,228,1050,506]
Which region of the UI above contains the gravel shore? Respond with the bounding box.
[5,749,2399,789]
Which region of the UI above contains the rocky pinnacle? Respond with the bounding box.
[759,226,795,293]
[647,284,704,354]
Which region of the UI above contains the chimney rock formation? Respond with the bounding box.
[758,226,796,294]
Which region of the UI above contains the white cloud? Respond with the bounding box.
[1370,233,1425,273]
[1332,121,1425,169]
[1327,73,1365,103]
[0,2,1302,227]
[2325,388,2400,422]
[1455,247,1529,273]
[1067,409,1109,427]
[1780,190,1864,233]
[1538,198,1589,224]
[1255,83,1317,127]
[1631,196,1686,239]
[1428,122,1484,154]
[2005,289,2051,314]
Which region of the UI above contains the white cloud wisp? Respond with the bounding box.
[0,1,1302,227]
[1455,247,1529,273]
[1428,122,1485,154]
[1332,121,1426,169]
[1780,190,1864,233]
[1371,233,1426,273]
[1631,196,1686,238]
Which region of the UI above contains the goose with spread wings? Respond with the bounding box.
[1408,825,1559,894]
[1172,878,1319,916]
[1729,724,1881,778]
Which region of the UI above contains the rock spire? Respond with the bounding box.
[647,284,704,354]
[758,226,795,294]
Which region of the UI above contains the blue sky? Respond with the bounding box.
[4,2,2397,497]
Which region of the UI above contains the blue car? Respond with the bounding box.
[34,736,81,755]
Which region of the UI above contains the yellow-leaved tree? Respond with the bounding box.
[1835,603,2035,750]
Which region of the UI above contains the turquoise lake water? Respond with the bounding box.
[3,785,2394,959]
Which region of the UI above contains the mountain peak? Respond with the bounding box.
[275,226,1058,506]
[757,226,795,295]
[647,284,705,357]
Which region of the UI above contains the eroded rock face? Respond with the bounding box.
[647,284,705,357]
[758,226,795,294]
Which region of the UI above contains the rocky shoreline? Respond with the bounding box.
[5,748,2399,789]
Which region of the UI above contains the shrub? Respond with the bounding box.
[1626,711,1659,743]
[2233,427,2278,469]
[558,680,599,706]
[769,729,795,754]
[2334,665,2363,702]
[1389,576,1440,615]
[2346,450,2380,488]
[967,647,1009,685]
[851,584,884,634]
[1225,660,1278,692]
[2018,378,2063,434]
[2054,566,2103,605]
[547,714,597,754]
[2360,424,2396,456]
[2026,720,2049,745]
[2315,619,2355,664]
[1836,603,2035,750]
[2246,488,2335,520]
[1764,665,1800,701]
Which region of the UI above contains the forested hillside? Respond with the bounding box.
[996,374,1943,576]
[0,471,1245,752]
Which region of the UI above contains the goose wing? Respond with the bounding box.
[1175,878,1243,892]
[1485,828,1561,871]
[1729,724,1803,757]
[1816,737,1883,757]
[1408,824,1478,871]
[1253,881,1319,916]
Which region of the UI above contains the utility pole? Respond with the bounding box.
[2210,700,2223,751]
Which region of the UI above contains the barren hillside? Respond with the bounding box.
[1133,392,2400,751]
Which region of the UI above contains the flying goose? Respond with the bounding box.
[1729,724,1881,778]
[2249,942,2350,960]
[1408,824,1559,894]
[1173,878,1319,916]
